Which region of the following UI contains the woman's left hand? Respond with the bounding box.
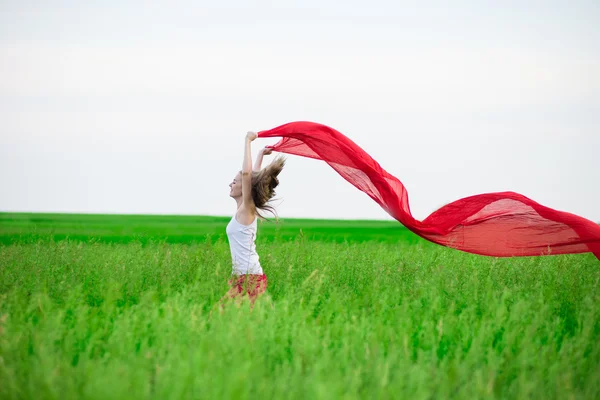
[262,147,273,155]
[246,131,257,141]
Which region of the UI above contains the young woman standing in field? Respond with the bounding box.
[223,131,285,306]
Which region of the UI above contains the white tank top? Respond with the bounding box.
[226,214,263,275]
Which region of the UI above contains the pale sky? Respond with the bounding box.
[1,0,599,222]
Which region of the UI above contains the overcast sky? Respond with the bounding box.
[1,0,598,222]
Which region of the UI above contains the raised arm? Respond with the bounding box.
[242,132,257,210]
[253,147,273,171]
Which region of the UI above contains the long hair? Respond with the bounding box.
[251,156,285,220]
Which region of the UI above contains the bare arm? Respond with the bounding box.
[241,132,256,210]
[253,147,273,171]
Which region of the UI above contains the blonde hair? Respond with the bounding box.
[250,156,285,220]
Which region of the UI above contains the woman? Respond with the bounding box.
[223,131,285,306]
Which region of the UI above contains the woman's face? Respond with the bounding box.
[229,172,242,198]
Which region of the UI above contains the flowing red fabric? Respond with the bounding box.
[258,121,600,260]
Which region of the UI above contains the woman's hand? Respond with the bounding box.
[254,146,272,171]
[261,147,273,155]
[246,131,257,141]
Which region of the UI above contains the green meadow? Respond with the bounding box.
[0,212,598,399]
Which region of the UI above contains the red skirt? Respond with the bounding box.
[227,274,268,300]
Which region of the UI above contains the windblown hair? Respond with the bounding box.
[251,156,285,220]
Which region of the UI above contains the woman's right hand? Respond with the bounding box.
[246,131,257,141]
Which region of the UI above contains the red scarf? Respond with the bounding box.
[258,121,600,260]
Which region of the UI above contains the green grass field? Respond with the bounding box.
[0,212,599,399]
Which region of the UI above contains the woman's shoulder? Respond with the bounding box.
[235,205,257,226]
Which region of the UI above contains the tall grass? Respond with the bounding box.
[1,228,599,398]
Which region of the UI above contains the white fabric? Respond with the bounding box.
[226,214,263,275]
